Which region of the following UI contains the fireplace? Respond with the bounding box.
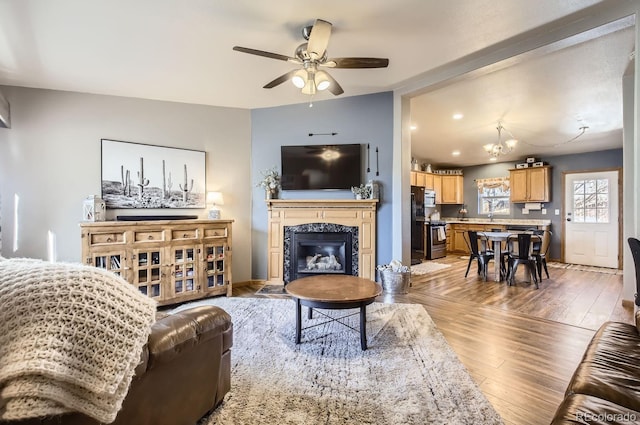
[283,223,359,283]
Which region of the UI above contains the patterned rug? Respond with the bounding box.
[172,298,503,425]
[255,284,288,295]
[410,261,452,275]
[546,262,623,275]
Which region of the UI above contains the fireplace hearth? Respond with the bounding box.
[284,223,358,283]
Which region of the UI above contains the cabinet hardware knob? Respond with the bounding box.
[106,237,112,242]
[183,233,188,237]
[148,235,153,240]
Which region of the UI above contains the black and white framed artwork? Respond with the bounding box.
[101,139,206,209]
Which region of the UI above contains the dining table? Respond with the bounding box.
[477,231,541,282]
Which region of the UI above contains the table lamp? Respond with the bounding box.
[207,191,224,219]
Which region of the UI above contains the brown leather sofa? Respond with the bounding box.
[2,305,233,425]
[551,310,640,424]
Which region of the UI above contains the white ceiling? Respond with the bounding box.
[0,0,635,166]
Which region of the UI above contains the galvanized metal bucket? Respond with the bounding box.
[379,270,411,294]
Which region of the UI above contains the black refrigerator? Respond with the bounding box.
[411,186,425,263]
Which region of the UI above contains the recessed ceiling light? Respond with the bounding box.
[452,150,461,156]
[452,113,464,120]
[489,157,497,162]
[410,125,417,131]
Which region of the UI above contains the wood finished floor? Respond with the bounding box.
[234,256,634,425]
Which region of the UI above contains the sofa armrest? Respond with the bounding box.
[146,305,232,369]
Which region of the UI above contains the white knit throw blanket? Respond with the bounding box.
[0,257,157,422]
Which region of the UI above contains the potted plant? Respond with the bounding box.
[351,184,371,200]
[257,167,281,199]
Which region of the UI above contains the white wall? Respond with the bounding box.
[0,86,253,282]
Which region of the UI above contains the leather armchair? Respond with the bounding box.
[2,305,233,425]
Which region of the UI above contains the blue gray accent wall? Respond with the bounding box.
[441,148,623,259]
[250,92,394,280]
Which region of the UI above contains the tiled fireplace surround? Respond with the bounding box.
[265,199,378,284]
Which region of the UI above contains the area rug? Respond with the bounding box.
[410,261,452,275]
[172,297,503,425]
[547,262,623,275]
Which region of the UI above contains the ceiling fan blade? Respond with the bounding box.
[233,46,295,62]
[324,57,389,69]
[263,70,298,89]
[324,72,344,96]
[307,19,332,60]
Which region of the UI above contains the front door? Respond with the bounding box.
[563,170,620,268]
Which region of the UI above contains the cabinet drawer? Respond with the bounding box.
[89,232,125,245]
[172,229,198,240]
[134,231,165,242]
[204,227,228,239]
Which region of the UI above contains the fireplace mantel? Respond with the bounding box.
[266,199,378,284]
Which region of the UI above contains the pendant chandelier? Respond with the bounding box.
[483,122,518,158]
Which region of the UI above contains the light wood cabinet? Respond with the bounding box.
[440,175,464,204]
[410,171,463,204]
[509,166,551,203]
[446,223,548,254]
[424,173,435,190]
[411,171,433,190]
[433,175,442,204]
[80,219,233,306]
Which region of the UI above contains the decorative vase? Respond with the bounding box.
[266,188,279,199]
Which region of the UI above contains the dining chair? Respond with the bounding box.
[505,233,539,288]
[628,237,640,307]
[464,230,493,281]
[532,230,552,280]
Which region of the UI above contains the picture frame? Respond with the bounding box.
[101,139,206,209]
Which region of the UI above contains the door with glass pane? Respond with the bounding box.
[169,245,199,300]
[564,170,619,268]
[89,250,128,280]
[131,248,164,301]
[203,243,228,294]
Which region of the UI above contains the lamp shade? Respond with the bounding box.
[206,191,224,206]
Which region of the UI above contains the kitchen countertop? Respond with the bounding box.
[442,217,551,226]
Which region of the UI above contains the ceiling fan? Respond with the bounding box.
[233,19,389,96]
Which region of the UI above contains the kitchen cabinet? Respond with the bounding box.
[410,171,435,190]
[509,166,551,203]
[410,171,463,204]
[434,175,442,204]
[438,175,464,204]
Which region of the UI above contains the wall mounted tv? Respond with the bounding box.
[281,144,362,190]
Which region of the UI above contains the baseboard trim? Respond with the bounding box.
[233,279,265,287]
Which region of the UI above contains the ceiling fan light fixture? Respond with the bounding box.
[301,78,317,95]
[315,71,331,91]
[292,69,307,89]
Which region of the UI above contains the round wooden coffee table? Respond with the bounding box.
[285,275,382,350]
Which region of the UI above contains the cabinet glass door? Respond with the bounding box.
[171,246,198,297]
[133,249,163,300]
[204,244,227,289]
[91,252,126,278]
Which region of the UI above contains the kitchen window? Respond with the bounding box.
[476,177,510,215]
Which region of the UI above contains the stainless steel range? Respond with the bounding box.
[425,221,447,260]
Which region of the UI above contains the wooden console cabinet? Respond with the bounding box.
[80,219,233,306]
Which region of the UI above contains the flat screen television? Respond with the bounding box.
[281,144,362,190]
